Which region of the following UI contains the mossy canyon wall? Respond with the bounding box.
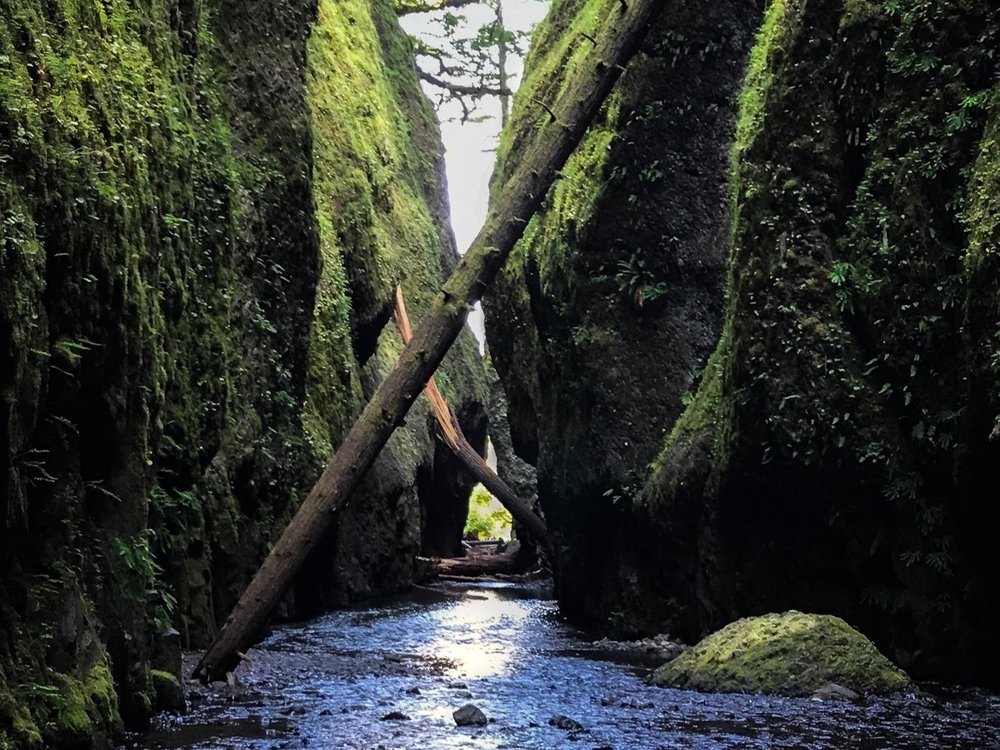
[488,0,1000,684]
[0,0,487,745]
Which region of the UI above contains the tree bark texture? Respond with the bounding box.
[194,0,666,682]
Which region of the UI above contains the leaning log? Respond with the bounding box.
[194,0,666,683]
[393,285,549,548]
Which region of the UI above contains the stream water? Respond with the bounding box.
[143,582,1000,750]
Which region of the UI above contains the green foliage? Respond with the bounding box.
[50,338,97,366]
[463,484,512,539]
[112,532,176,635]
[615,253,667,309]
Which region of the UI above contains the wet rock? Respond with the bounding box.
[600,696,653,709]
[151,670,186,713]
[448,681,468,689]
[812,683,861,702]
[153,628,183,678]
[591,634,687,662]
[651,612,911,696]
[622,699,654,709]
[406,687,422,695]
[549,715,584,731]
[380,711,411,721]
[453,703,488,726]
[318,708,333,716]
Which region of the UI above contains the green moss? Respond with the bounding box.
[965,84,1000,437]
[652,612,911,696]
[149,668,178,684]
[966,88,1000,270]
[493,0,618,189]
[82,662,119,733]
[10,660,121,748]
[46,672,91,741]
[645,330,730,503]
[303,0,485,458]
[0,668,42,749]
[638,0,1000,673]
[731,0,790,171]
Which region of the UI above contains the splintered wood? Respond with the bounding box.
[393,284,548,547]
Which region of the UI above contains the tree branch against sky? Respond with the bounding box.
[395,0,483,16]
[397,0,544,123]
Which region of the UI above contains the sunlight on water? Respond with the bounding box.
[425,591,529,679]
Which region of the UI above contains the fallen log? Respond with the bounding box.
[417,552,521,578]
[393,285,549,548]
[193,0,666,683]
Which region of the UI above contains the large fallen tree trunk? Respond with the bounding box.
[393,285,549,548]
[417,552,521,578]
[194,0,666,683]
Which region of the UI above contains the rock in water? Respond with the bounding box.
[811,683,861,702]
[151,669,186,713]
[548,715,584,731]
[380,711,411,721]
[453,703,488,726]
[650,611,910,696]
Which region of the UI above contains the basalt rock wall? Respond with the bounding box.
[485,0,760,633]
[0,0,486,745]
[488,0,1000,684]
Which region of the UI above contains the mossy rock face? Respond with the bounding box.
[0,0,487,741]
[651,612,911,696]
[485,0,761,638]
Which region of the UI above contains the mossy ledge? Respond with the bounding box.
[651,612,911,697]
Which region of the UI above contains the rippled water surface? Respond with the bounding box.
[144,582,1000,749]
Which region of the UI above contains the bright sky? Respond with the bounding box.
[400,0,550,348]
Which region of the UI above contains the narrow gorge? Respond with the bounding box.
[1,0,999,747]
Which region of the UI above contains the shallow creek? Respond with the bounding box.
[143,582,1000,749]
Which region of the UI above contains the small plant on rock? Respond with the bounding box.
[615,253,667,309]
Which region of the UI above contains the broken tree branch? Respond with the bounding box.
[418,69,513,99]
[393,285,548,547]
[194,0,665,683]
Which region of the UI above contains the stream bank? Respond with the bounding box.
[142,582,1000,750]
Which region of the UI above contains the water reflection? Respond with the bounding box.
[426,590,530,679]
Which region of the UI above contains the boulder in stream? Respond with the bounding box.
[453,703,488,726]
[651,611,911,696]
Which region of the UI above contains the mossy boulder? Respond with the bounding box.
[651,612,911,696]
[150,669,185,714]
